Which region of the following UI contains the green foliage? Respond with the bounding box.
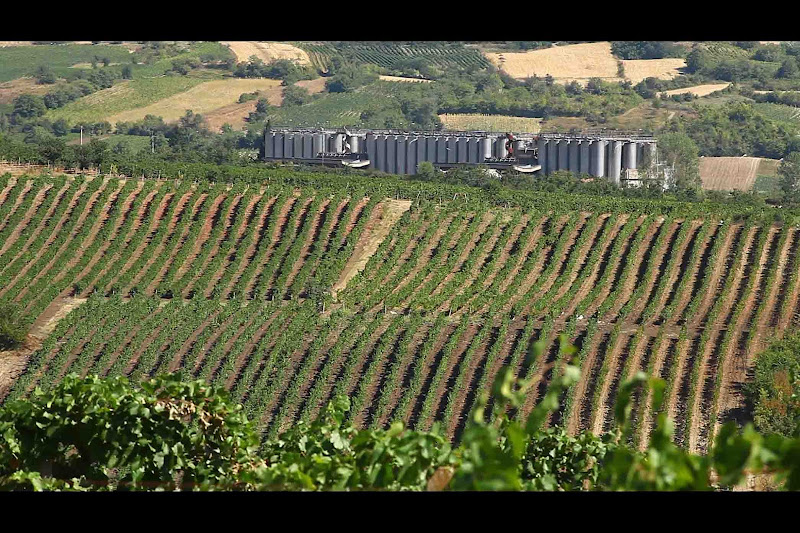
[745,335,800,437]
[0,374,263,490]
[0,300,29,350]
[779,152,800,204]
[611,41,687,60]
[657,132,701,189]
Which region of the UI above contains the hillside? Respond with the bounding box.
[0,171,795,454]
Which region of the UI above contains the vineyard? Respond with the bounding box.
[1,171,798,456]
[297,42,490,72]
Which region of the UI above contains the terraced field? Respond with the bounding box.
[1,172,797,454]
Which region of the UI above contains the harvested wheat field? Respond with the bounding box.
[439,113,542,133]
[621,58,686,84]
[106,79,284,125]
[699,156,763,190]
[485,42,621,81]
[661,83,731,98]
[221,41,312,66]
[378,75,433,83]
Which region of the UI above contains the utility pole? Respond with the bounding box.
[80,126,83,146]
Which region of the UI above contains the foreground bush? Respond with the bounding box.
[746,335,800,438]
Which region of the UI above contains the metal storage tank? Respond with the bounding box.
[417,135,427,165]
[447,137,457,163]
[396,136,407,175]
[425,135,437,163]
[480,138,493,161]
[387,136,397,174]
[457,137,468,163]
[495,135,508,159]
[294,135,303,159]
[609,141,623,184]
[623,142,637,169]
[407,138,418,175]
[302,134,313,158]
[467,138,479,163]
[580,140,591,175]
[568,140,580,173]
[284,134,294,158]
[374,135,386,173]
[591,140,606,177]
[331,133,344,154]
[348,135,360,153]
[265,133,275,158]
[313,133,325,156]
[273,132,284,159]
[547,139,558,174]
[365,133,376,161]
[537,138,548,172]
[513,140,525,156]
[558,140,569,171]
[436,137,446,163]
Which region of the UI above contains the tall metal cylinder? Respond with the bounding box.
[293,135,303,159]
[386,135,397,174]
[274,132,284,158]
[348,135,360,153]
[365,133,376,161]
[623,142,637,169]
[313,133,325,156]
[374,135,386,172]
[284,134,294,158]
[609,141,623,184]
[537,138,547,173]
[568,140,580,173]
[417,136,427,166]
[302,134,312,158]
[427,137,438,163]
[580,140,591,175]
[406,138,417,175]
[591,140,606,177]
[468,138,479,163]
[396,136,407,175]
[495,135,507,159]
[547,139,558,174]
[265,133,275,158]
[457,137,467,163]
[558,140,569,171]
[447,137,457,163]
[436,137,447,163]
[480,138,493,161]
[331,133,344,153]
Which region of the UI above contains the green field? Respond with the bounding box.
[298,42,490,72]
[46,74,217,124]
[0,44,134,82]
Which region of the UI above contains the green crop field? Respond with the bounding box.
[0,166,796,454]
[298,42,490,72]
[46,74,218,124]
[0,44,134,82]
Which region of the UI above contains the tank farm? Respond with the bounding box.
[262,127,657,184]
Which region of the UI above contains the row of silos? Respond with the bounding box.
[536,138,655,184]
[264,131,366,159]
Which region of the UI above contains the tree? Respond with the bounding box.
[121,64,133,80]
[34,65,56,85]
[779,151,800,203]
[12,94,46,122]
[657,132,701,190]
[281,85,310,107]
[686,49,711,74]
[778,58,800,79]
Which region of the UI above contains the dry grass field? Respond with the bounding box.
[439,113,542,133]
[0,77,52,105]
[221,42,312,66]
[485,42,687,85]
[294,77,327,94]
[699,156,763,190]
[661,83,731,98]
[621,58,686,84]
[485,42,621,81]
[105,78,284,125]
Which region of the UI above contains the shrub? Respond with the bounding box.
[0,301,29,350]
